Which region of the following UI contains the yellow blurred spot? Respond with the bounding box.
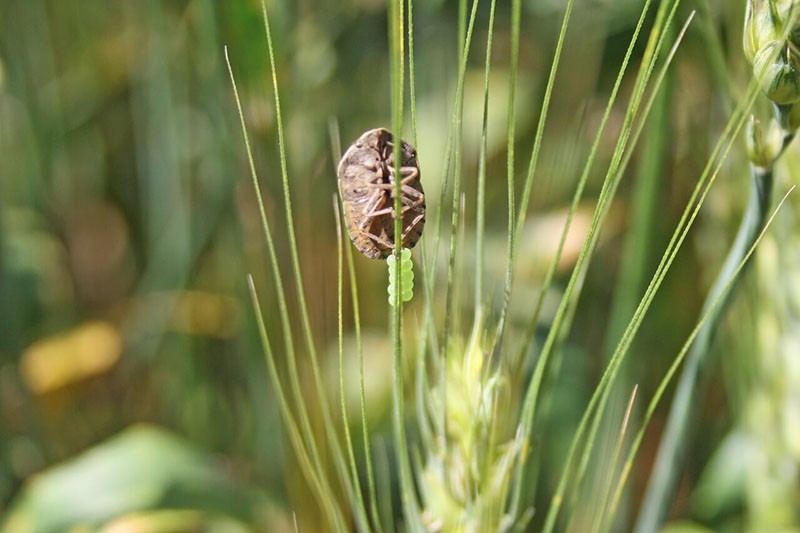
[21,321,122,395]
[169,291,240,339]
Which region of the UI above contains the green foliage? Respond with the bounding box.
[1,425,261,532]
[2,0,799,532]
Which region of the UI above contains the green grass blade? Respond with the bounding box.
[498,0,576,354]
[343,217,382,533]
[247,276,346,531]
[259,4,376,526]
[602,66,671,363]
[334,198,372,532]
[567,5,686,509]
[508,0,662,521]
[497,0,521,350]
[505,0,578,517]
[616,186,796,523]
[591,385,639,533]
[225,46,338,525]
[473,0,497,331]
[633,142,790,533]
[408,0,419,148]
[442,0,481,350]
[538,10,715,530]
[556,45,764,533]
[388,0,422,529]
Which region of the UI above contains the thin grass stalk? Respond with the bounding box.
[537,16,776,533]
[597,33,758,435]
[415,0,470,457]
[568,7,685,504]
[697,0,735,111]
[343,215,383,533]
[635,3,800,521]
[588,73,671,522]
[334,198,372,532]
[388,0,422,529]
[498,0,575,363]
[509,0,661,521]
[602,58,671,364]
[540,1,686,526]
[589,385,638,533]
[375,439,397,533]
[419,0,481,494]
[514,0,666,370]
[594,68,766,532]
[634,140,791,533]
[408,0,419,148]
[458,0,467,64]
[496,0,521,351]
[615,186,796,520]
[473,0,496,332]
[247,277,347,531]
[506,0,579,513]
[443,0,481,353]
[259,4,368,526]
[415,332,434,451]
[406,0,438,461]
[225,47,339,526]
[258,1,320,409]
[330,122,381,529]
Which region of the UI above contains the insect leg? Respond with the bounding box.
[398,166,420,182]
[362,187,424,218]
[361,188,387,217]
[401,211,425,240]
[359,229,394,248]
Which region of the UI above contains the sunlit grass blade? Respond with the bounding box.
[329,119,381,529]
[497,0,575,355]
[614,186,796,521]
[334,197,372,532]
[472,0,497,332]
[553,40,766,533]
[247,276,346,530]
[509,0,664,523]
[343,211,383,533]
[442,0,481,349]
[495,0,521,352]
[388,0,422,529]
[568,6,688,509]
[589,385,638,533]
[225,46,339,527]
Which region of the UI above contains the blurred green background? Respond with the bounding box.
[1,0,797,531]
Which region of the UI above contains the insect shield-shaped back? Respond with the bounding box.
[337,128,425,260]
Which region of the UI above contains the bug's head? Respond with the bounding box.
[400,141,417,166]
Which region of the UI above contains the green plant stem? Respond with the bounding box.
[473,0,496,332]
[499,0,520,357]
[388,1,422,529]
[510,0,666,523]
[334,198,372,533]
[633,143,788,532]
[226,48,344,529]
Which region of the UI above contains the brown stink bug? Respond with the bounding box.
[337,128,425,260]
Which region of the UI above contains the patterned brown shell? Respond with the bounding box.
[337,128,425,260]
